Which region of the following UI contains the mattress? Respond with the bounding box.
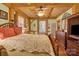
[0,34,55,56]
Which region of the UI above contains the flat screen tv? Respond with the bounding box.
[71,24,79,35]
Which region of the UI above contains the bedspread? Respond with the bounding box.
[0,34,55,56]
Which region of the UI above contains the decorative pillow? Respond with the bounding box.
[0,28,4,33]
[0,28,5,39]
[14,27,22,35]
[0,33,4,39]
[4,28,16,37]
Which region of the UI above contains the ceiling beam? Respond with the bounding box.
[29,17,56,19]
[47,8,53,18]
[14,8,31,18]
[29,9,39,18]
[56,8,71,19]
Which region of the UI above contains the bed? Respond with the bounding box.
[0,34,55,56]
[0,23,55,56]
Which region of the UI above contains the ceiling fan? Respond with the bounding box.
[36,6,47,16]
[36,6,47,11]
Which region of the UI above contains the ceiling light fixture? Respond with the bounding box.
[37,6,44,16]
[37,11,44,16]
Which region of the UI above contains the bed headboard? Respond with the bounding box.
[0,23,22,39]
[0,23,17,28]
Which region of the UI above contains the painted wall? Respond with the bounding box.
[48,19,56,35]
[30,19,56,34]
[26,18,29,32]
[0,4,9,25]
[18,16,24,33]
[31,19,37,34]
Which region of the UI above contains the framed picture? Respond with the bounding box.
[0,10,8,20]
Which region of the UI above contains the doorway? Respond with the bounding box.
[39,20,46,34]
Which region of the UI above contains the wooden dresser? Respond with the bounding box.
[66,13,79,56]
[49,31,67,56]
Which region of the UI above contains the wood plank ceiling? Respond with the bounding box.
[4,3,74,19]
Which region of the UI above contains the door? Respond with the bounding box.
[39,21,46,34]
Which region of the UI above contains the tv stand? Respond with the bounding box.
[67,35,79,56]
[69,35,79,40]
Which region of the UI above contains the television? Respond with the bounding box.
[71,24,79,35]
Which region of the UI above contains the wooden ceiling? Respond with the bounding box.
[4,3,75,19]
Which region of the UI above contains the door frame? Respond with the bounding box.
[38,19,48,34]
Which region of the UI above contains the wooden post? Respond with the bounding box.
[46,19,48,35]
[28,18,31,33]
[14,11,18,26]
[37,19,39,34]
[24,17,26,28]
[8,8,12,23]
[24,16,27,33]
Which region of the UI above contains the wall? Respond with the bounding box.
[0,4,9,25]
[30,19,56,34]
[57,8,72,20]
[26,18,29,32]
[17,16,24,33]
[48,19,56,35]
[56,8,72,31]
[31,19,37,34]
